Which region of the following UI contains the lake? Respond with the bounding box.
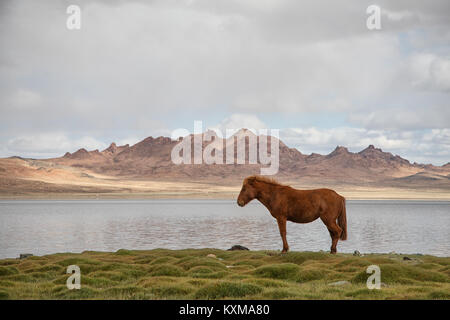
[0,200,448,259]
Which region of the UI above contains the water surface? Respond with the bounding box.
[0,200,448,258]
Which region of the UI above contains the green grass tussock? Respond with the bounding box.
[352,264,449,285]
[56,257,101,266]
[0,249,448,299]
[0,266,19,276]
[253,263,300,280]
[150,264,185,277]
[179,257,227,271]
[194,281,263,299]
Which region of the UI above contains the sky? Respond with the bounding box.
[0,0,449,165]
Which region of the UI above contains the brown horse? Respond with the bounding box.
[237,176,347,254]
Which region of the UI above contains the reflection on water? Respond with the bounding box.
[0,200,448,258]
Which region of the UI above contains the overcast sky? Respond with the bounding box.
[0,0,449,164]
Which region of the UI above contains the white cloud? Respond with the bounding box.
[348,105,450,130]
[0,0,449,165]
[282,126,449,165]
[407,53,450,91]
[5,133,107,158]
[6,89,42,109]
[218,113,267,130]
[207,113,267,137]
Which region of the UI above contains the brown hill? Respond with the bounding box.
[40,129,448,186]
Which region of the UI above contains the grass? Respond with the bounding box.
[0,249,448,300]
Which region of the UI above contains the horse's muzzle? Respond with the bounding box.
[237,199,245,207]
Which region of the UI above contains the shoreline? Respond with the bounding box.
[2,197,450,201]
[1,249,449,261]
[1,191,450,201]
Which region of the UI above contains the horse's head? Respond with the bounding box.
[237,176,258,207]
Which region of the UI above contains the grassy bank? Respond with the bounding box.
[0,249,449,300]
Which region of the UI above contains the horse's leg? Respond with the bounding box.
[329,225,341,254]
[276,218,289,253]
[320,217,342,254]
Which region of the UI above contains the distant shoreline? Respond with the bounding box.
[1,177,449,201]
[1,191,450,201]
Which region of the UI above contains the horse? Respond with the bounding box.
[237,175,347,254]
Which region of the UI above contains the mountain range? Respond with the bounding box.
[0,129,449,197]
[43,129,450,184]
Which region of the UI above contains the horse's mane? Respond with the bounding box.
[245,175,288,187]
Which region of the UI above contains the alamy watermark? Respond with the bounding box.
[66,5,81,30]
[366,5,381,30]
[170,121,280,175]
[66,265,81,290]
[366,265,381,289]
[64,5,381,32]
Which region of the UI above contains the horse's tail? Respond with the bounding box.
[338,197,347,240]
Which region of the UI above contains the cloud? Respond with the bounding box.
[282,127,412,153]
[6,89,42,109]
[406,54,450,92]
[210,113,267,136]
[348,105,450,130]
[5,133,107,158]
[0,0,449,164]
[281,127,450,165]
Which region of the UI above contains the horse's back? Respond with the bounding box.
[309,188,344,207]
[293,188,343,201]
[288,188,343,217]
